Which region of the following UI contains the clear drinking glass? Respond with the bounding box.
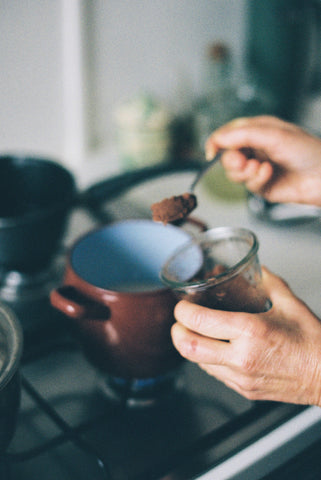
[160,226,271,313]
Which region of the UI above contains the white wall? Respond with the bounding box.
[0,1,64,159]
[0,0,246,167]
[88,0,246,147]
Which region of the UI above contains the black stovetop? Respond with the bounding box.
[1,318,303,480]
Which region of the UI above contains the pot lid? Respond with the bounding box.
[0,302,23,390]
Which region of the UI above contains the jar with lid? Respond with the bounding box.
[113,94,172,170]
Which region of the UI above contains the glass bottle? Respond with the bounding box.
[194,43,238,154]
[194,43,246,201]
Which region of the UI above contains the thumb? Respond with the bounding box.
[261,266,299,312]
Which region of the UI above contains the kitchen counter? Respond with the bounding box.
[262,435,321,479]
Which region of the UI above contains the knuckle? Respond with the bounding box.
[189,309,206,333]
[245,315,269,339]
[235,346,258,375]
[241,389,259,401]
[238,375,257,392]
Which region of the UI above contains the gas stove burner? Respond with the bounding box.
[102,368,183,408]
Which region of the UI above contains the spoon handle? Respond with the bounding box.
[189,150,224,192]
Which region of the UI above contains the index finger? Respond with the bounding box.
[174,300,249,341]
[205,116,285,161]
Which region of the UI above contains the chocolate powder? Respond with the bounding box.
[186,264,269,314]
[151,193,197,225]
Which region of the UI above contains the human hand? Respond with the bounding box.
[171,267,321,406]
[205,116,321,207]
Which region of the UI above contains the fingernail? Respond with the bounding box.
[227,117,248,127]
[205,143,216,161]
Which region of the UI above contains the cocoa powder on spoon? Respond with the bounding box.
[151,192,197,225]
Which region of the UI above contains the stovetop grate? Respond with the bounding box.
[1,336,304,480]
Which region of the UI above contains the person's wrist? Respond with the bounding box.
[299,175,321,207]
[309,349,321,407]
[314,372,321,407]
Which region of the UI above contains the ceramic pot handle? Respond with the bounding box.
[50,286,111,321]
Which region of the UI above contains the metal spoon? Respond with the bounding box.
[151,150,224,224]
[189,149,224,192]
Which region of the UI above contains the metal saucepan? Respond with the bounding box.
[0,154,201,273]
[0,301,23,452]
